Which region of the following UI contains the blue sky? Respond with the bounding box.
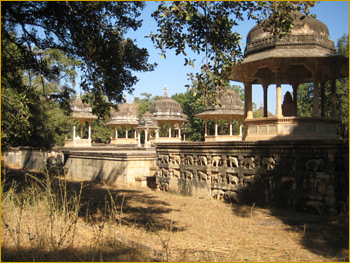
[90,1,349,114]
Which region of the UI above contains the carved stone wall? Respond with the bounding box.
[153,140,348,214]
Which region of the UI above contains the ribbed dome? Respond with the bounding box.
[70,95,98,120]
[206,90,244,112]
[106,95,139,126]
[149,85,188,121]
[195,89,244,119]
[245,11,335,56]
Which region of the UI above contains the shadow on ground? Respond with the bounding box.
[1,166,182,233]
[231,202,349,261]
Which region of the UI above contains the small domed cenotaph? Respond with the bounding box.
[195,89,244,142]
[105,94,139,145]
[65,94,98,147]
[229,11,348,141]
[149,85,188,143]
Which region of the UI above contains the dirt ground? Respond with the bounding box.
[1,167,349,262]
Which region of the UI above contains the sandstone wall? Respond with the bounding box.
[153,140,348,214]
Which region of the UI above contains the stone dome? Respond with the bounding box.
[149,85,188,122]
[245,11,336,57]
[70,95,98,120]
[195,89,244,119]
[106,95,139,126]
[137,112,159,129]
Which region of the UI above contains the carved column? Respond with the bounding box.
[125,127,128,139]
[229,119,233,136]
[215,119,218,136]
[73,125,76,139]
[115,127,118,139]
[244,82,253,119]
[292,83,298,116]
[169,126,172,138]
[178,123,181,138]
[262,83,269,117]
[276,83,283,118]
[138,131,141,147]
[204,119,208,136]
[88,122,91,140]
[145,129,149,147]
[313,76,320,117]
[331,78,337,118]
[320,81,326,117]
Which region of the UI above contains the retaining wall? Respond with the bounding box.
[153,140,348,213]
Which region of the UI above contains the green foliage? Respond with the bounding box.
[172,89,204,141]
[134,93,161,117]
[1,35,74,148]
[2,1,155,111]
[150,1,316,103]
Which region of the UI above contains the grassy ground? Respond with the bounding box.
[1,166,349,262]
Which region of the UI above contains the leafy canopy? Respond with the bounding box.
[2,1,155,109]
[150,1,316,104]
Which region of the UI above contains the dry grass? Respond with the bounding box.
[1,166,348,262]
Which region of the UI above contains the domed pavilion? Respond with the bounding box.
[65,94,98,147]
[106,94,139,145]
[195,89,244,142]
[149,85,188,142]
[229,11,348,141]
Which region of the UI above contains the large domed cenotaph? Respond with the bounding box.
[229,11,348,141]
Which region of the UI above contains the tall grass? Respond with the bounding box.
[1,167,157,262]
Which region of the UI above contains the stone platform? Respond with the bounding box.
[62,146,157,186]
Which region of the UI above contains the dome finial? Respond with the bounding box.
[164,85,168,97]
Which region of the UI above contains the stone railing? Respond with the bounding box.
[244,117,339,141]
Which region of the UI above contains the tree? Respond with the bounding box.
[2,1,155,110]
[134,93,161,117]
[150,1,316,104]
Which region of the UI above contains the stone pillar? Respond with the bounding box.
[156,130,159,140]
[204,119,208,136]
[138,131,141,147]
[215,119,218,136]
[134,130,137,139]
[239,121,242,136]
[320,81,326,117]
[125,128,128,139]
[169,126,172,138]
[245,82,253,119]
[331,78,337,118]
[292,83,298,116]
[115,128,118,139]
[229,119,233,136]
[145,129,149,147]
[73,125,76,139]
[178,126,181,139]
[313,76,320,117]
[88,123,91,139]
[276,83,283,118]
[262,83,269,117]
